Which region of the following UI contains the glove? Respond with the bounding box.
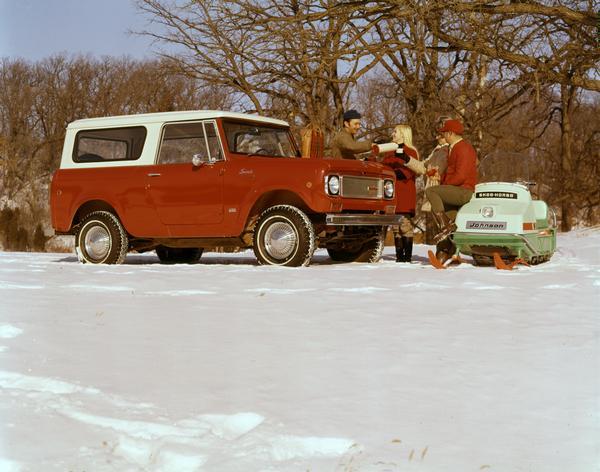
[426,168,437,177]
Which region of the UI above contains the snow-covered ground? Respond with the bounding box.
[1,230,599,472]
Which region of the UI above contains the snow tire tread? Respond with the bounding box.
[76,211,129,264]
[253,205,315,267]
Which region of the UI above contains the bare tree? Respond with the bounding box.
[2,1,598,252]
[413,0,598,230]
[135,0,399,136]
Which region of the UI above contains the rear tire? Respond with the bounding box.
[253,205,315,267]
[75,211,128,264]
[156,246,203,264]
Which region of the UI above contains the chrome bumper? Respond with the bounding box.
[325,214,403,226]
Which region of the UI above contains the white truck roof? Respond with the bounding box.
[67,110,289,129]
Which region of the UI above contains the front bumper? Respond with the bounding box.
[325,214,403,226]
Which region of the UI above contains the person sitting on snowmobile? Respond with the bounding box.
[424,119,478,262]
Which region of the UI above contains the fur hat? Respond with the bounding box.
[438,119,464,135]
[343,109,362,122]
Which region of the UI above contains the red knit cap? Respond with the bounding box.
[438,119,464,135]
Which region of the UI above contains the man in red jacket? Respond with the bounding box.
[425,119,478,256]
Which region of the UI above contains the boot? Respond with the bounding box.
[394,236,404,262]
[431,212,457,244]
[401,236,413,262]
[435,238,455,264]
[435,250,450,264]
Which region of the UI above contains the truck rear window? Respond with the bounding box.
[73,127,147,163]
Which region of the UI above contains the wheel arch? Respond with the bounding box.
[72,200,121,229]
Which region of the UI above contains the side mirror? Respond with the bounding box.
[193,153,220,167]
[192,154,211,167]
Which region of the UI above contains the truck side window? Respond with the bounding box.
[73,127,146,163]
[158,122,208,165]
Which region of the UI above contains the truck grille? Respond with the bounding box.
[340,176,382,199]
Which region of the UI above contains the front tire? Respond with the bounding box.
[75,211,129,264]
[253,205,315,267]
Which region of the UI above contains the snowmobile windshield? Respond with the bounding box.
[478,151,539,184]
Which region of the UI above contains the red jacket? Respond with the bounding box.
[382,146,418,215]
[442,139,478,190]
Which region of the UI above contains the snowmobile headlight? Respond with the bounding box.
[481,206,494,218]
[326,175,340,195]
[384,179,394,198]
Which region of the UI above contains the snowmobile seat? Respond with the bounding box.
[532,200,548,221]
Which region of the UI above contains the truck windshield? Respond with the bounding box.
[223,121,298,158]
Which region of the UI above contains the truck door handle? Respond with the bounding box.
[147,173,161,177]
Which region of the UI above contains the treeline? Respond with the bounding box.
[0,1,598,251]
[0,56,232,251]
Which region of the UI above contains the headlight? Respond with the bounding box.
[326,175,340,195]
[384,180,394,198]
[481,206,494,218]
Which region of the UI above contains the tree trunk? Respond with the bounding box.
[559,82,575,232]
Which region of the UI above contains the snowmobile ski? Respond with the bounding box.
[428,250,446,269]
[493,252,530,270]
[428,250,463,269]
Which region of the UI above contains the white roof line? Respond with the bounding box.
[68,110,289,128]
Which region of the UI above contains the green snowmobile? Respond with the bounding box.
[429,152,557,270]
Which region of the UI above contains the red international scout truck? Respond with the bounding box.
[50,111,401,266]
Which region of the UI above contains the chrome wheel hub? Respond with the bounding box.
[84,225,111,261]
[264,221,297,260]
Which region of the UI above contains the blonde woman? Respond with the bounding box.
[382,124,419,262]
[404,132,449,211]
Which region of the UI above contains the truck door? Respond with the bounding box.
[145,121,224,233]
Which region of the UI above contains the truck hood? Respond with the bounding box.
[250,157,395,179]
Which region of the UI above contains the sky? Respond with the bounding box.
[0,0,158,61]
[1,230,599,471]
